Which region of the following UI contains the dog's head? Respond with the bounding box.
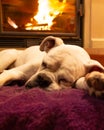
[25,36,91,90]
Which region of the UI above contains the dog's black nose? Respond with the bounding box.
[36,74,52,88]
[25,74,52,89]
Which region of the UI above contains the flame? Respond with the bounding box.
[7,17,18,29]
[25,0,67,30]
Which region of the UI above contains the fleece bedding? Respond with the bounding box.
[0,85,104,130]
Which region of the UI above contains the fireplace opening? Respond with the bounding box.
[0,0,83,47]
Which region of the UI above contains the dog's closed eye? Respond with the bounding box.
[58,77,72,88]
[58,78,68,83]
[58,76,72,89]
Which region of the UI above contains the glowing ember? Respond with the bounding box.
[25,0,67,30]
[7,17,18,29]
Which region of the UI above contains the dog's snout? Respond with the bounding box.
[25,73,52,89]
[37,74,52,88]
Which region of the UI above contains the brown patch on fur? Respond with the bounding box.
[85,71,104,91]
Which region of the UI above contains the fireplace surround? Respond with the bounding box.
[0,0,83,47]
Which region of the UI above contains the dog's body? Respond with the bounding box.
[0,36,104,97]
[0,46,45,85]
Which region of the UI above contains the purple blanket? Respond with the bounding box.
[0,86,104,130]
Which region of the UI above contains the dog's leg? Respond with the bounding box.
[0,63,39,87]
[0,49,18,72]
[75,71,104,97]
[0,69,25,86]
[85,71,104,97]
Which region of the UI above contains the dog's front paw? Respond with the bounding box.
[85,71,104,97]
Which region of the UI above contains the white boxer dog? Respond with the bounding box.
[0,36,104,97]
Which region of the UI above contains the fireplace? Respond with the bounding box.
[0,0,83,47]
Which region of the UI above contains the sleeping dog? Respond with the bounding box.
[0,36,104,97]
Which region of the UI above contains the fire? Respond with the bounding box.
[25,0,67,30]
[7,17,18,29]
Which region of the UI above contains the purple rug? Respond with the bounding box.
[0,85,104,130]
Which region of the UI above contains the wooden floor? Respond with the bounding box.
[85,48,104,66]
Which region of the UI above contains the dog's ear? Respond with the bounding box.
[85,59,104,73]
[40,36,64,52]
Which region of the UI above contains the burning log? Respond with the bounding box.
[26,23,48,27]
[25,23,49,30]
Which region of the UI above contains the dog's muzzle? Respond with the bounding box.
[25,73,52,89]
